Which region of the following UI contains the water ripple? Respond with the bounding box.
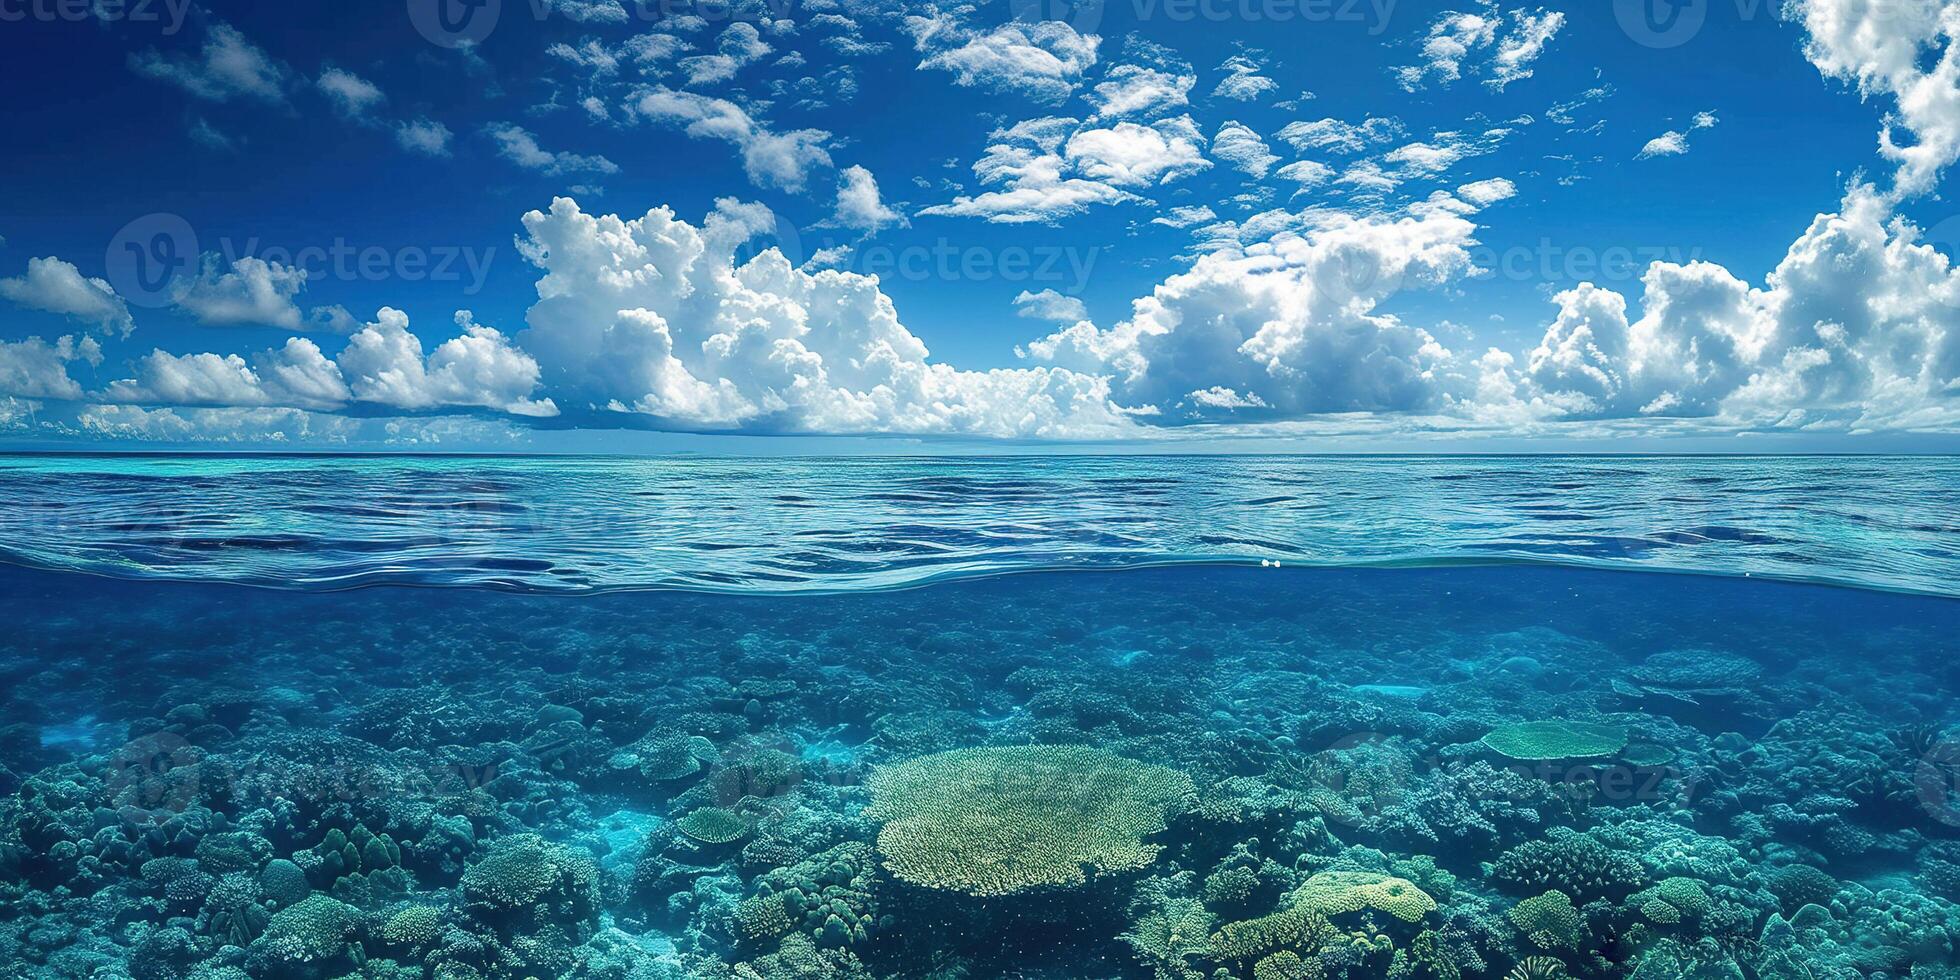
[0,455,1955,596]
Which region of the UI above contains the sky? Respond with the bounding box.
[0,0,1958,452]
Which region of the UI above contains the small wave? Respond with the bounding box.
[0,455,1954,598]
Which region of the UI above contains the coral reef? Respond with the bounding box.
[0,562,1955,979]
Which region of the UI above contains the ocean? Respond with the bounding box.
[0,454,1957,979]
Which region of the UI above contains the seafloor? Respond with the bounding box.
[2,560,1959,979]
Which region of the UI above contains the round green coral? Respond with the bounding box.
[1293,871,1437,923]
[1482,721,1628,761]
[1509,891,1582,950]
[864,745,1194,897]
[676,806,752,845]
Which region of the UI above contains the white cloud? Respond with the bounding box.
[316,68,385,118]
[834,165,905,234]
[1087,65,1194,119]
[1514,185,1960,430]
[1023,198,1498,421]
[396,119,454,157]
[1274,161,1335,188]
[1397,6,1564,92]
[912,18,1100,104]
[544,0,630,23]
[1213,121,1278,178]
[1014,289,1090,324]
[1213,53,1277,102]
[514,197,1133,437]
[633,88,832,191]
[170,255,310,330]
[485,123,620,177]
[920,117,1141,224]
[1791,0,1960,197]
[1456,177,1518,205]
[1637,109,1719,159]
[1489,10,1565,90]
[0,335,100,400]
[1065,117,1211,187]
[0,257,135,336]
[677,24,772,86]
[1153,205,1218,229]
[1637,131,1689,159]
[340,309,559,417]
[130,22,286,103]
[105,310,557,418]
[1276,117,1403,155]
[75,404,361,445]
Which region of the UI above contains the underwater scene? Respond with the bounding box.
[2,455,1959,980]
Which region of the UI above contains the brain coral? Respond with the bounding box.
[1482,722,1628,761]
[864,745,1194,897]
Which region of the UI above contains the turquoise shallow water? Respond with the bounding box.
[1,455,1959,979]
[0,454,1955,595]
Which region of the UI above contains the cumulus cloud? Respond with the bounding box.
[919,117,1141,224]
[1023,195,1501,421]
[1014,289,1090,324]
[1637,131,1689,159]
[340,310,559,417]
[130,22,287,103]
[1792,0,1960,197]
[1397,5,1564,92]
[513,197,1134,437]
[833,165,905,234]
[1212,121,1278,178]
[485,123,620,177]
[1153,205,1218,229]
[1513,185,1960,430]
[104,309,557,418]
[0,257,135,336]
[1087,64,1194,119]
[677,22,774,86]
[633,88,832,191]
[910,17,1100,104]
[0,335,101,400]
[1213,53,1278,101]
[1065,117,1211,187]
[169,256,312,330]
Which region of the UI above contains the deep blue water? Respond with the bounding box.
[2,455,1959,979]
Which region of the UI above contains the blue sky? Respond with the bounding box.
[0,0,1957,451]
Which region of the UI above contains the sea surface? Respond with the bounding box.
[0,454,1957,980]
